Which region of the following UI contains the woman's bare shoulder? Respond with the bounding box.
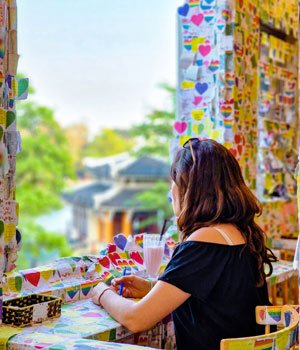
[186,227,226,244]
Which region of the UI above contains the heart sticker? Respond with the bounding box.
[40,269,53,281]
[114,233,127,251]
[221,105,233,118]
[204,10,215,22]
[191,110,205,121]
[191,14,204,26]
[184,39,192,51]
[198,44,211,57]
[225,73,235,87]
[192,123,204,135]
[193,96,203,106]
[98,256,110,269]
[195,82,208,95]
[174,121,188,134]
[189,0,200,7]
[6,111,15,128]
[130,251,144,265]
[25,271,41,287]
[178,4,190,17]
[208,60,220,72]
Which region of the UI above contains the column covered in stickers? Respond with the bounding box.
[0,0,28,324]
[254,1,299,240]
[176,0,299,241]
[175,0,256,187]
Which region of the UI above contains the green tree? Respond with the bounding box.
[84,128,135,158]
[130,84,175,159]
[129,84,175,227]
[135,181,173,219]
[16,101,75,216]
[15,90,75,268]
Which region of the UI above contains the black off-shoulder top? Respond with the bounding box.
[158,241,271,350]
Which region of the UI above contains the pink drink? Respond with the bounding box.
[143,245,164,278]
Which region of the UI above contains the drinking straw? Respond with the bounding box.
[119,267,127,296]
[159,219,168,241]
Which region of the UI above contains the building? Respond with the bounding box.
[63,154,170,253]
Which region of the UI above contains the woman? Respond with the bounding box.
[92,138,276,350]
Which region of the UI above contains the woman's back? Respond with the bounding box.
[159,226,270,350]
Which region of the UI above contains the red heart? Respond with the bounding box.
[108,252,121,266]
[130,251,144,265]
[234,134,241,144]
[25,271,40,287]
[229,148,237,157]
[107,244,116,253]
[237,144,243,155]
[258,310,265,321]
[98,256,110,269]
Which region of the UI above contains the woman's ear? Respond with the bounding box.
[171,181,181,217]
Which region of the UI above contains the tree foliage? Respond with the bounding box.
[16,100,75,216]
[84,128,135,158]
[130,84,175,221]
[130,84,175,159]
[135,181,173,220]
[15,90,75,268]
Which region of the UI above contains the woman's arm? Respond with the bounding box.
[92,280,190,333]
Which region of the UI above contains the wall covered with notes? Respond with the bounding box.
[175,0,299,241]
[0,0,28,324]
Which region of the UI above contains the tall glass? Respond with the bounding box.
[143,234,165,278]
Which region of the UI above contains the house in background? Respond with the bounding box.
[63,154,170,253]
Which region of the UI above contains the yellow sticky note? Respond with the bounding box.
[181,81,195,89]
[0,109,6,125]
[12,78,17,97]
[191,110,205,121]
[191,37,205,52]
[4,223,15,243]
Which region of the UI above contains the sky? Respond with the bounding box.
[17,0,182,135]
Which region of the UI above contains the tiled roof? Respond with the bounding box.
[85,164,112,179]
[117,156,170,180]
[101,188,147,209]
[63,183,112,208]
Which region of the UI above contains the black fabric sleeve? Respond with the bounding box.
[158,241,226,301]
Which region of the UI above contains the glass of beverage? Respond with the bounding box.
[143,234,165,278]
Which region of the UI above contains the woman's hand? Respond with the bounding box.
[111,275,152,298]
[92,282,114,306]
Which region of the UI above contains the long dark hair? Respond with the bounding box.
[171,138,276,286]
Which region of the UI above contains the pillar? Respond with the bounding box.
[104,211,114,243]
[122,210,133,237]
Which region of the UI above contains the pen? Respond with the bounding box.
[119,267,127,296]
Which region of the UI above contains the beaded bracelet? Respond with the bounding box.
[98,287,114,306]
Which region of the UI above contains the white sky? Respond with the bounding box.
[17,0,182,135]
